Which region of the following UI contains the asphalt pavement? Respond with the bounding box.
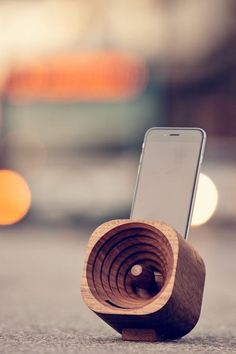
[0,223,235,353]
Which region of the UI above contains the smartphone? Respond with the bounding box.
[131,127,206,239]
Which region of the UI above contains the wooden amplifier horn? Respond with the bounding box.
[81,219,205,342]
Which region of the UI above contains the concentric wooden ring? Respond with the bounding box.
[86,222,174,309]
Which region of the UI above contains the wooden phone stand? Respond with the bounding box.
[81,219,205,342]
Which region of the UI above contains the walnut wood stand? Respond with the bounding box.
[81,219,205,342]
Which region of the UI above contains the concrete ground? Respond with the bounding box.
[0,223,235,354]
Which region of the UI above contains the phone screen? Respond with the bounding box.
[131,128,205,238]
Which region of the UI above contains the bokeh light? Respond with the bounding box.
[0,169,31,225]
[192,173,218,226]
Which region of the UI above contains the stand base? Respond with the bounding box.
[122,328,161,342]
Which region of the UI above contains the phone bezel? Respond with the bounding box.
[130,127,206,239]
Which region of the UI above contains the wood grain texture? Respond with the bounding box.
[81,219,205,342]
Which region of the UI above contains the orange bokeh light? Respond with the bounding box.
[0,169,31,225]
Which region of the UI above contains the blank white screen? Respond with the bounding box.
[131,130,203,237]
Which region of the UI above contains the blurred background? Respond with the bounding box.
[0,1,236,353]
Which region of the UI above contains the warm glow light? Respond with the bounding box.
[192,173,218,226]
[0,170,31,225]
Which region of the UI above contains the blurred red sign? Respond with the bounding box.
[4,52,148,101]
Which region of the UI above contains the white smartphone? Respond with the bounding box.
[131,127,206,239]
